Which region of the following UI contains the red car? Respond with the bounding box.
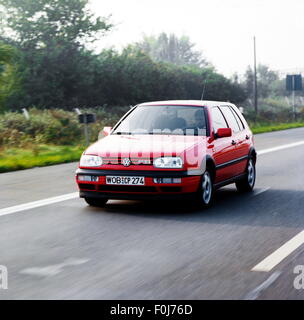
[76,100,256,207]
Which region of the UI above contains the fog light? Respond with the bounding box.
[153,178,163,184]
[153,178,181,184]
[78,175,99,182]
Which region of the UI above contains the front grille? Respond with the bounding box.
[79,183,96,190]
[102,157,152,165]
[98,185,157,192]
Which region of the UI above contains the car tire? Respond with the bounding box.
[194,169,214,208]
[235,157,256,192]
[84,197,108,207]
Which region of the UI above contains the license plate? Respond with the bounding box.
[106,176,145,185]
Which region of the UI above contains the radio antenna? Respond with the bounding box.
[201,81,206,100]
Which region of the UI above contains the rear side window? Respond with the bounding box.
[219,106,241,133]
[211,107,228,132]
[230,106,245,130]
[231,105,247,129]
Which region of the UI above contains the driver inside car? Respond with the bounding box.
[192,109,205,129]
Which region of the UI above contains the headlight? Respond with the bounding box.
[80,155,102,167]
[153,157,183,169]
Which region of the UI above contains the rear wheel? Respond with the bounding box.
[235,158,256,192]
[194,169,214,208]
[84,197,108,207]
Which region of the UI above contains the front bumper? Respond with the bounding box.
[80,190,196,201]
[76,168,201,200]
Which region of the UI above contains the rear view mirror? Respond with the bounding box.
[216,128,232,138]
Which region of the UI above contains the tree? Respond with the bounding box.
[0,0,112,109]
[133,33,209,68]
[0,0,112,47]
[90,46,246,107]
[243,64,280,98]
[0,42,18,111]
[0,1,246,109]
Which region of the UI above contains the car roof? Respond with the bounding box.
[137,100,235,108]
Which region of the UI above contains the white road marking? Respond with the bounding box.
[0,139,304,218]
[257,140,304,155]
[252,187,270,196]
[20,258,89,277]
[252,230,304,272]
[0,192,78,217]
[244,271,281,300]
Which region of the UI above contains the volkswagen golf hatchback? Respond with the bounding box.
[76,100,256,207]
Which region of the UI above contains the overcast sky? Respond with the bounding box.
[90,0,304,77]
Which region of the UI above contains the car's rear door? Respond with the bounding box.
[219,105,249,176]
[210,106,238,182]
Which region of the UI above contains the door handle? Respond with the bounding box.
[231,140,237,145]
[245,135,250,140]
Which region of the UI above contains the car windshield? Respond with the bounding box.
[112,105,207,136]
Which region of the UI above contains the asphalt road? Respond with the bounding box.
[0,127,304,299]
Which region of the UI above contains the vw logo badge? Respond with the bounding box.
[122,158,131,167]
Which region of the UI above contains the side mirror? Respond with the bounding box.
[102,126,112,137]
[216,128,232,138]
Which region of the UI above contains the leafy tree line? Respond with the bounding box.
[131,33,209,68]
[242,64,285,99]
[0,42,19,109]
[0,0,247,112]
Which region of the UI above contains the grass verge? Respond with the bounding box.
[0,144,83,173]
[251,122,304,134]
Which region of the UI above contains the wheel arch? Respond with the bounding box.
[203,155,216,182]
[249,147,257,164]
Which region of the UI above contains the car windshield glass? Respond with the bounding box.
[112,105,207,136]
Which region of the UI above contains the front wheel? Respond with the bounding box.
[194,169,214,208]
[84,197,108,207]
[235,158,256,192]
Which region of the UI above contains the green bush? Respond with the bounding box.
[0,106,128,148]
[242,96,304,124]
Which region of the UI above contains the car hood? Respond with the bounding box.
[84,134,208,158]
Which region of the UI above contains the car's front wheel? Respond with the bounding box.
[194,169,214,208]
[84,197,108,207]
[235,158,256,192]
